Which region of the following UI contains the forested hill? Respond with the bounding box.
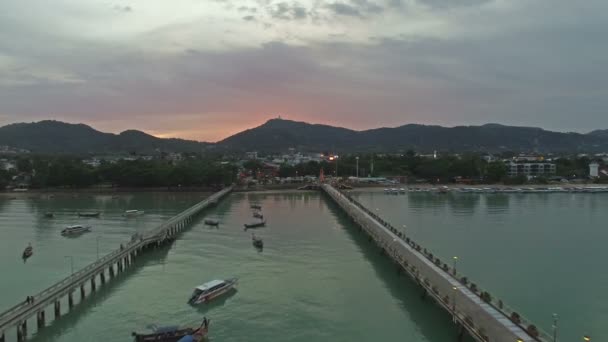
[1,119,607,154]
[218,119,608,153]
[0,121,208,154]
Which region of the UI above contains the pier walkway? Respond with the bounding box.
[0,186,233,342]
[322,184,549,342]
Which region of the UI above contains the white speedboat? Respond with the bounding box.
[124,210,144,217]
[61,225,91,236]
[188,278,238,304]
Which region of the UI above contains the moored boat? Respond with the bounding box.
[250,204,262,210]
[132,319,210,342]
[188,279,238,305]
[61,225,92,236]
[22,244,33,261]
[77,212,100,217]
[124,210,145,217]
[252,212,264,219]
[243,220,266,229]
[204,218,219,226]
[252,234,263,248]
[44,212,54,218]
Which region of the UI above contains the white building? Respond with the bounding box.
[589,162,599,178]
[507,163,556,177]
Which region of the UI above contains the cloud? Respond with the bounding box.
[113,4,132,13]
[326,0,383,18]
[1,0,608,140]
[268,2,308,20]
[238,6,257,13]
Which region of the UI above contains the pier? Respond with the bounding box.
[322,184,550,342]
[0,186,233,342]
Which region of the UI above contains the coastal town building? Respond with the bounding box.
[507,162,556,177]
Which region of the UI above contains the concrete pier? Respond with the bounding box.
[322,184,548,342]
[0,186,233,341]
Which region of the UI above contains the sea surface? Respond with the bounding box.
[0,190,605,341]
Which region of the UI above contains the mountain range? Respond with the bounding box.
[1,119,607,154]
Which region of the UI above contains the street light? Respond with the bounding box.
[552,313,558,342]
[356,156,359,178]
[453,256,458,275]
[452,286,458,314]
[64,256,74,275]
[96,236,101,260]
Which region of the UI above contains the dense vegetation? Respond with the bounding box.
[10,156,236,188]
[271,153,510,183]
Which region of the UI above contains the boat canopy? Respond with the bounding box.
[195,280,225,292]
[66,225,84,229]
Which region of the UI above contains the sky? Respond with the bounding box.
[1,0,607,142]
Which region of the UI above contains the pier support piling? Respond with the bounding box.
[100,272,106,284]
[1,330,4,342]
[16,326,23,342]
[91,277,96,292]
[80,285,85,300]
[21,320,27,337]
[37,310,45,329]
[54,300,61,319]
[109,265,115,278]
[68,292,74,309]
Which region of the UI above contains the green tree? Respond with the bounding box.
[485,162,507,183]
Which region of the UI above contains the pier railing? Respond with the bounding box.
[336,187,551,342]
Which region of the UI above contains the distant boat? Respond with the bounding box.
[124,210,145,217]
[252,212,264,219]
[61,225,92,236]
[243,220,266,229]
[44,212,54,218]
[77,212,100,217]
[22,244,33,261]
[204,218,220,226]
[252,234,264,249]
[250,204,262,210]
[188,279,238,305]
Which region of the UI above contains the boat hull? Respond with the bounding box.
[191,279,237,305]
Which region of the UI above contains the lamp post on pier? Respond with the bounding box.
[552,313,558,342]
[452,256,458,275]
[64,256,74,275]
[96,236,101,260]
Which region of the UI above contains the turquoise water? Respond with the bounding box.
[0,192,461,342]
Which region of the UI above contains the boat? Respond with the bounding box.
[44,212,54,218]
[22,244,33,261]
[124,210,145,217]
[252,234,264,248]
[250,204,262,210]
[188,279,238,305]
[77,212,100,217]
[243,220,266,229]
[252,212,264,219]
[61,225,92,236]
[204,218,219,226]
[399,188,406,193]
[132,319,210,342]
